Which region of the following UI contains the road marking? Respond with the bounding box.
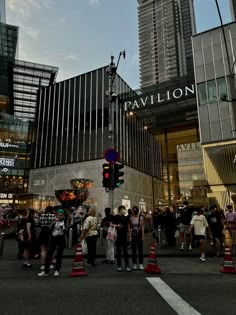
[147,278,202,315]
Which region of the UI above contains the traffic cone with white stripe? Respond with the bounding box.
[144,243,161,274]
[220,246,236,274]
[69,242,88,277]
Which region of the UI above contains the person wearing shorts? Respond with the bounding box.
[190,208,212,262]
[179,201,193,250]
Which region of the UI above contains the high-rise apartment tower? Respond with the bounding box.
[230,0,236,21]
[0,0,6,23]
[138,0,196,88]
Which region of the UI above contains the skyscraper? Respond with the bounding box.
[230,0,236,21]
[0,0,6,23]
[138,0,196,88]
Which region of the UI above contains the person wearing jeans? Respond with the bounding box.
[38,209,66,277]
[129,206,144,270]
[113,205,131,272]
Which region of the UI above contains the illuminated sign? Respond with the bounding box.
[0,193,14,199]
[0,158,15,167]
[0,142,19,148]
[124,84,195,111]
[33,180,45,186]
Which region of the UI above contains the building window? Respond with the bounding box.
[217,77,227,99]
[197,83,207,106]
[207,80,217,104]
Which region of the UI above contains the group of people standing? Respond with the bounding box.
[101,205,144,272]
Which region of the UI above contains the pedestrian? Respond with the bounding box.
[22,209,36,268]
[38,206,56,270]
[129,206,144,270]
[179,201,193,250]
[101,207,115,264]
[113,205,131,272]
[79,205,98,266]
[163,207,177,247]
[152,208,163,247]
[207,206,224,257]
[38,209,66,277]
[190,208,212,262]
[15,209,26,260]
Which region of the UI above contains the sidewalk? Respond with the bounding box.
[0,233,220,260]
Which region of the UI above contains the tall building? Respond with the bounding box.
[230,0,236,21]
[138,0,196,88]
[0,0,6,23]
[192,22,236,208]
[29,66,162,212]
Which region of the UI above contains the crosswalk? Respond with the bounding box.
[147,277,202,315]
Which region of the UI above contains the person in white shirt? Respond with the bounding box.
[190,208,212,262]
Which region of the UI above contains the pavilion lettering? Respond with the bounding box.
[124,84,195,111]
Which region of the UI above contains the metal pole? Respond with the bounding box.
[68,228,73,249]
[0,232,5,256]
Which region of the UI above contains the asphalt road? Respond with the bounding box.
[0,256,235,315]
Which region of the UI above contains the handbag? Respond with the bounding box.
[81,239,88,255]
[106,225,117,242]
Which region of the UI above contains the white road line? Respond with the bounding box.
[147,278,202,315]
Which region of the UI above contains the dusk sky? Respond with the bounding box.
[6,0,233,89]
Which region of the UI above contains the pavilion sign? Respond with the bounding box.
[124,84,195,111]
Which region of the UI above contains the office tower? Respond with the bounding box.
[230,0,236,21]
[0,0,6,23]
[138,0,196,88]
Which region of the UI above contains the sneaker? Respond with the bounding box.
[200,256,206,262]
[49,264,54,270]
[117,267,123,272]
[37,271,49,277]
[40,265,45,270]
[53,270,60,277]
[23,263,32,268]
[180,243,184,250]
[139,264,144,270]
[126,266,131,272]
[188,245,192,250]
[133,264,137,270]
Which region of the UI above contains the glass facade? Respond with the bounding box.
[193,22,236,209]
[33,67,162,179]
[192,22,236,144]
[0,113,33,204]
[12,60,58,120]
[138,0,196,88]
[0,23,18,114]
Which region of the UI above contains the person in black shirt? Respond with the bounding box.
[208,206,224,257]
[22,209,36,268]
[113,205,131,272]
[179,201,193,250]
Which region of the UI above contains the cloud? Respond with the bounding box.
[89,0,100,7]
[63,53,78,61]
[7,0,53,20]
[23,26,40,41]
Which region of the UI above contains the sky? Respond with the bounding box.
[5,0,233,90]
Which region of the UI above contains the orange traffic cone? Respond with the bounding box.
[220,246,236,274]
[144,243,161,274]
[69,242,88,277]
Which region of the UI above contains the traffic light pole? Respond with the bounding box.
[106,52,125,211]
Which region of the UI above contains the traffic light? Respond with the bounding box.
[113,163,124,189]
[102,163,112,192]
